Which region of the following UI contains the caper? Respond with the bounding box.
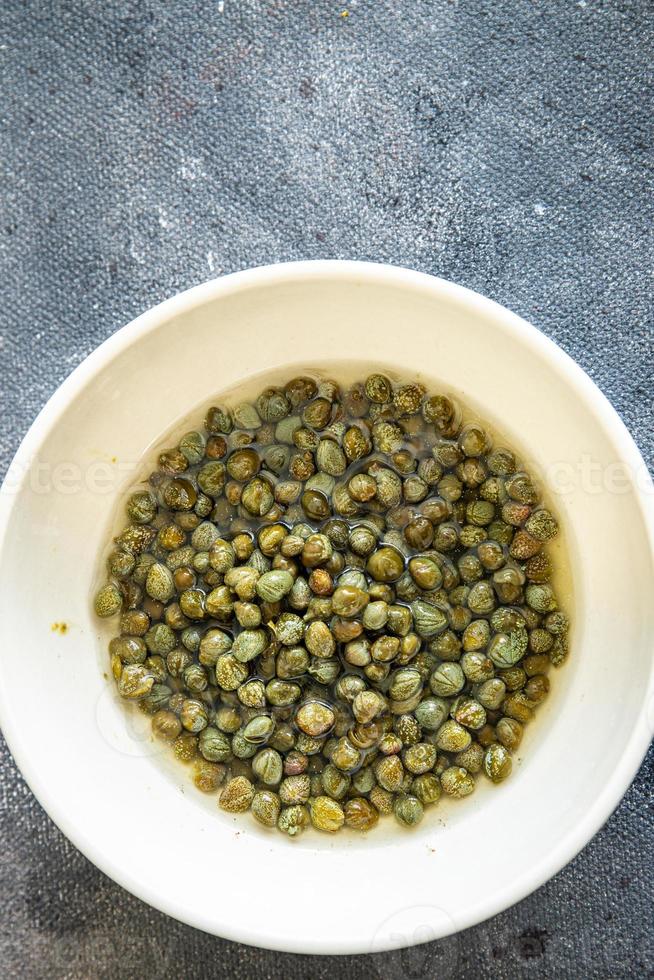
[295,700,335,737]
[279,773,311,806]
[227,448,260,482]
[375,754,404,792]
[331,737,363,773]
[408,555,443,590]
[255,570,294,602]
[412,774,442,805]
[152,710,182,742]
[388,668,422,702]
[277,804,309,836]
[428,662,465,698]
[300,488,330,520]
[96,371,568,837]
[343,797,379,831]
[219,776,254,813]
[484,743,513,783]
[173,732,198,763]
[341,423,370,462]
[179,588,206,620]
[266,679,301,707]
[365,547,404,583]
[109,635,147,665]
[242,715,275,744]
[394,713,421,745]
[364,373,392,403]
[435,720,471,753]
[283,376,317,407]
[241,477,274,516]
[193,759,226,793]
[369,785,394,814]
[412,598,448,637]
[453,697,487,730]
[421,393,455,429]
[394,794,424,827]
[94,583,122,618]
[303,620,335,658]
[117,664,154,699]
[440,766,475,798]
[145,562,175,603]
[252,790,281,827]
[494,716,522,751]
[403,742,437,775]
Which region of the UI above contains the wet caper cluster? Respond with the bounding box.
[94,373,569,836]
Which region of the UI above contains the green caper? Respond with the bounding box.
[375,754,404,792]
[393,794,424,827]
[343,797,378,831]
[250,747,281,786]
[219,776,254,813]
[453,697,487,730]
[198,727,231,762]
[300,487,330,520]
[411,598,448,637]
[343,425,371,461]
[152,709,182,742]
[365,546,404,583]
[297,620,330,659]
[228,630,265,666]
[214,705,242,734]
[388,668,422,702]
[214,654,249,691]
[331,737,363,773]
[252,790,281,827]
[526,583,558,613]
[126,490,158,524]
[435,720,471,753]
[403,742,437,775]
[394,713,421,745]
[440,766,475,798]
[495,717,523,751]
[193,759,226,793]
[173,732,198,763]
[429,662,465,698]
[484,743,513,783]
[309,796,345,832]
[295,700,335,736]
[109,635,147,664]
[96,370,568,838]
[320,763,350,800]
[227,448,260,482]
[145,562,175,602]
[364,373,392,403]
[107,549,136,580]
[266,679,301,707]
[94,583,122,618]
[414,697,449,731]
[242,715,275,744]
[369,785,394,814]
[117,664,154,699]
[240,476,274,516]
[255,570,294,602]
[408,555,443,590]
[277,804,309,836]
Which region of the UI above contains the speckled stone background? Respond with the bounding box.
[1,1,653,977]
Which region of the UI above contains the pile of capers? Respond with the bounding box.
[94,372,569,836]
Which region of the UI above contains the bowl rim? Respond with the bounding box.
[0,259,653,952]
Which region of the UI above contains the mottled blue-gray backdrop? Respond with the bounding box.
[1,1,652,978]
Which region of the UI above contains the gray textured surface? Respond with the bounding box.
[1,1,653,977]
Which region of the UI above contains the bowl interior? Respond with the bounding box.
[0,264,652,953]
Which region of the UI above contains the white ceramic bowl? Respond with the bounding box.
[0,261,653,956]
